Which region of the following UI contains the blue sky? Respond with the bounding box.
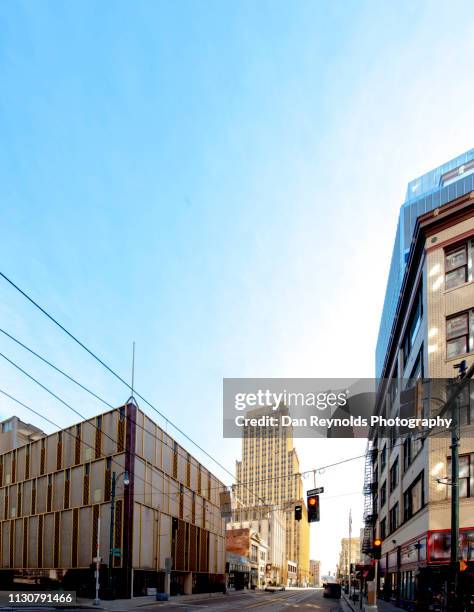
[1,1,474,573]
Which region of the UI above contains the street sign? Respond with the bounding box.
[307,487,324,495]
[111,548,121,557]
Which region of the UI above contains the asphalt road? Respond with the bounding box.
[148,588,341,611]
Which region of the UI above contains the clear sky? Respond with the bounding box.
[1,0,474,575]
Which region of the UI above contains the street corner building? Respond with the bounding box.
[363,148,474,608]
[0,403,227,598]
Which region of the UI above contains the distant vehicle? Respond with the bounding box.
[265,585,286,592]
[323,582,341,599]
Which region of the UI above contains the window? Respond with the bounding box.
[445,243,469,289]
[380,445,387,473]
[402,286,423,365]
[389,503,399,533]
[390,458,399,492]
[403,438,412,471]
[380,480,387,507]
[390,425,398,450]
[251,544,258,563]
[380,518,387,540]
[409,347,424,381]
[447,453,474,498]
[446,311,473,359]
[403,435,424,471]
[2,420,13,433]
[403,472,424,521]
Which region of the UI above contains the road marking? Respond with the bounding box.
[244,592,301,608]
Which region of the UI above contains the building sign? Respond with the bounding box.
[428,529,474,562]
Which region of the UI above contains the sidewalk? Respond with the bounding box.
[77,590,246,610]
[341,591,405,612]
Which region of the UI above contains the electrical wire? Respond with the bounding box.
[0,271,240,482]
[0,323,368,492]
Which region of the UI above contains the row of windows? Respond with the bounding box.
[385,237,474,385]
[379,453,474,542]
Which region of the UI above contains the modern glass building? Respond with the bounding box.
[376,148,474,378]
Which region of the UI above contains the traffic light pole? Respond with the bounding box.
[435,361,473,610]
[449,393,460,609]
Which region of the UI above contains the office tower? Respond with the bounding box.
[235,407,310,585]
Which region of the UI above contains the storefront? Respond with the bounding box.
[379,528,474,610]
[226,554,250,591]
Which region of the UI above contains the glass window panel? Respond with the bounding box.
[447,313,468,339]
[446,267,466,289]
[459,456,470,478]
[445,246,467,271]
[412,479,423,513]
[447,337,467,359]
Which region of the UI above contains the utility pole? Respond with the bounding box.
[449,361,466,609]
[450,398,460,609]
[348,508,352,598]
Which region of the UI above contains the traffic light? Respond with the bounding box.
[372,538,382,559]
[307,493,320,522]
[294,504,302,521]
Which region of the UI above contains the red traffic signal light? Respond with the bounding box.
[307,494,320,522]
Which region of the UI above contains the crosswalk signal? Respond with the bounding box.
[307,494,320,522]
[372,538,382,559]
[294,504,302,521]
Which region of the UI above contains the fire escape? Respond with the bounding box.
[362,440,378,555]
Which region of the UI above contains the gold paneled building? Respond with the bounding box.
[0,403,226,598]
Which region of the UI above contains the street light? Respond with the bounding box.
[108,470,130,597]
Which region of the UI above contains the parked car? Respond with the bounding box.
[323,582,341,599]
[265,585,286,592]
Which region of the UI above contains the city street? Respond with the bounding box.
[0,589,340,612]
[149,589,340,611]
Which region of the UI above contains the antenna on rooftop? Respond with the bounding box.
[126,341,138,406]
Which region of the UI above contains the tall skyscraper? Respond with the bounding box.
[234,406,310,586]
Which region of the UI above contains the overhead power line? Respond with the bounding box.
[0,271,268,506]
